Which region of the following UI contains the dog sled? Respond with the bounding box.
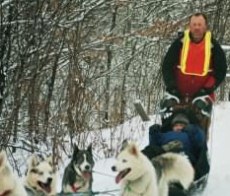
[135,98,211,195]
[157,101,211,196]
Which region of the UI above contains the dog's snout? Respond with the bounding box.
[85,165,91,171]
[47,177,52,184]
[111,166,116,172]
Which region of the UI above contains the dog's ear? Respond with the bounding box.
[127,142,139,157]
[73,143,79,157]
[28,154,40,168]
[46,155,54,167]
[120,139,129,151]
[87,144,92,154]
[0,151,6,167]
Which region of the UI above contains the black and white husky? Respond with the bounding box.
[24,154,57,196]
[0,150,27,196]
[61,144,94,195]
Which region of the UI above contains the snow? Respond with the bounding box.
[222,45,230,51]
[202,102,230,195]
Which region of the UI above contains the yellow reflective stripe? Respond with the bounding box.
[203,31,211,76]
[181,30,190,74]
[180,30,211,76]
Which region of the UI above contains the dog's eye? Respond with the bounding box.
[122,159,127,163]
[39,171,43,175]
[30,169,38,173]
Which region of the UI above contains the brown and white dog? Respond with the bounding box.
[24,154,57,196]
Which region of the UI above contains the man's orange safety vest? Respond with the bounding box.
[179,30,212,76]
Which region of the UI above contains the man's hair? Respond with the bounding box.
[189,12,208,25]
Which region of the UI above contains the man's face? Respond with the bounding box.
[172,123,185,132]
[189,15,207,42]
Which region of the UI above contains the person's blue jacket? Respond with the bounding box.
[149,124,206,164]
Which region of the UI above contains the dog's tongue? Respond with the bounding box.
[115,168,131,184]
[39,182,51,193]
[115,172,123,184]
[83,171,91,179]
[44,186,51,193]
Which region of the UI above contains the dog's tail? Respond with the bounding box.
[152,152,194,190]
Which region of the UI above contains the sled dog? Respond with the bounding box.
[61,144,94,195]
[112,141,159,196]
[152,152,194,196]
[0,150,27,196]
[24,154,57,196]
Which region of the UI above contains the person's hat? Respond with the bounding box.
[171,113,189,126]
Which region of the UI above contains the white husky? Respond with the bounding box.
[0,150,27,196]
[112,141,159,196]
[112,141,194,196]
[24,154,57,196]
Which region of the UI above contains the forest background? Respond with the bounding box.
[1,0,230,172]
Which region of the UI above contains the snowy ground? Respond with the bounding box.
[202,102,230,195]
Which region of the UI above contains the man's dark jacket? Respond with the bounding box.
[162,32,227,98]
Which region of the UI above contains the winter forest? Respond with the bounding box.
[1,0,230,171]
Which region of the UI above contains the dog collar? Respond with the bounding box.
[0,190,12,196]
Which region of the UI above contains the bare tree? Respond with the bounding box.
[0,0,229,158]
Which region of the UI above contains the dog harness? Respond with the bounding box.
[0,190,12,196]
[123,180,151,196]
[180,29,212,76]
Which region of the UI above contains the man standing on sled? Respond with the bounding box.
[161,12,227,136]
